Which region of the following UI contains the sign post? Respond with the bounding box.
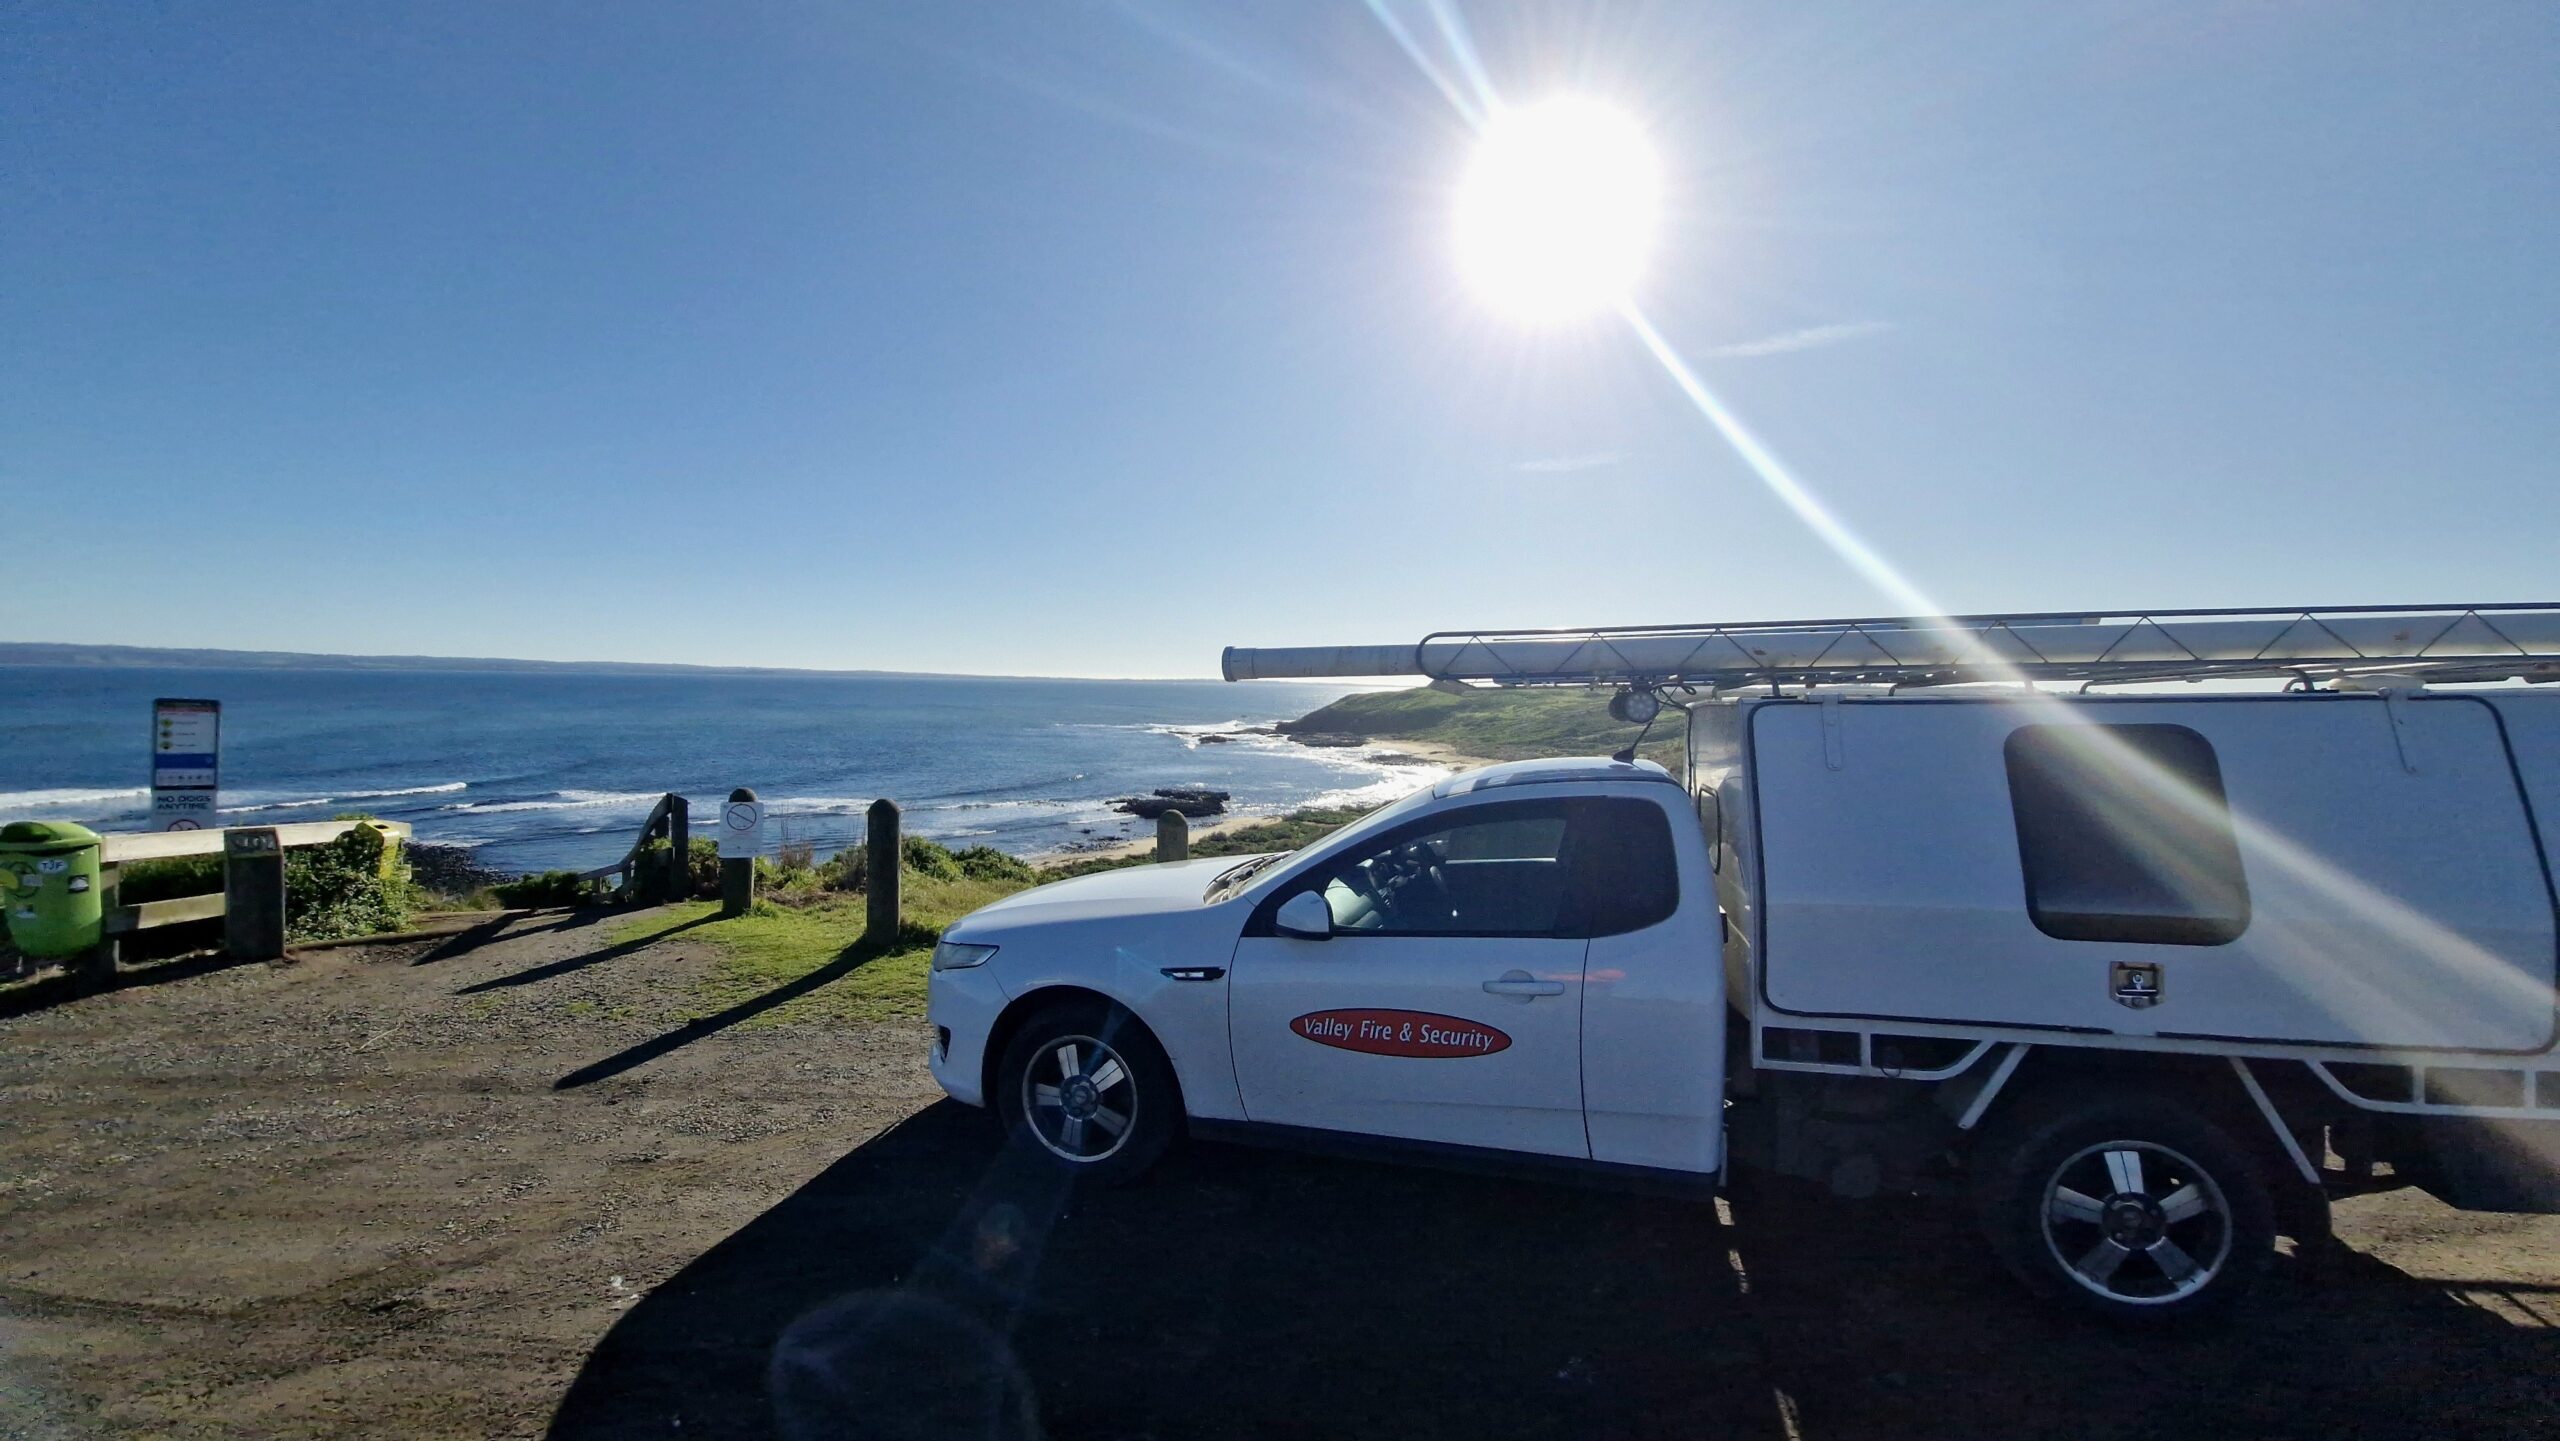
[718,788,763,917]
[151,698,221,832]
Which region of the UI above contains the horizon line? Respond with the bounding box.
[0,639,1273,686]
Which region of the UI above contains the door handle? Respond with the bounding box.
[1482,976,1564,997]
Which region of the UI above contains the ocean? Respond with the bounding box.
[0,667,1423,873]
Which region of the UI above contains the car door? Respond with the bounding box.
[1225,796,1590,1157]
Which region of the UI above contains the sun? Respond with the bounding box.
[1453,97,1663,325]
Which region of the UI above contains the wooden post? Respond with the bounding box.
[867,798,901,947]
[222,827,287,960]
[1156,810,1190,863]
[720,787,757,917]
[666,794,691,902]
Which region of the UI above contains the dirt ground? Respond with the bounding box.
[2,911,2556,1441]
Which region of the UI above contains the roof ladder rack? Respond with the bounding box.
[1223,603,2560,690]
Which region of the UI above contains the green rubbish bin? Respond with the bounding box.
[1,820,106,958]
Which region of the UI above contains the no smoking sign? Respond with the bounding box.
[717,796,764,859]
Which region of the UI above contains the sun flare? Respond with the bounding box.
[1453,97,1662,324]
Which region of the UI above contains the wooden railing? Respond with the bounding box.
[577,793,689,902]
[96,819,414,961]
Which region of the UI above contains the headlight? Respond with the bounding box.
[931,940,999,971]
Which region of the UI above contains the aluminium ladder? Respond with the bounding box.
[1222,603,2560,692]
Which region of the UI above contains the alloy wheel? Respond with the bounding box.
[2040,1139,2234,1305]
[1019,1033,1137,1163]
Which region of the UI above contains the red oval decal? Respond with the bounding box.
[1290,1009,1512,1058]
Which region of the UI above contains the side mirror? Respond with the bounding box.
[1274,891,1333,941]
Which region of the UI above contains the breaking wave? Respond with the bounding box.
[0,786,148,811]
[447,789,659,815]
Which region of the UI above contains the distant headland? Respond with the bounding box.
[0,641,1182,683]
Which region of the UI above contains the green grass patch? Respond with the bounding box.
[607,869,1031,1027]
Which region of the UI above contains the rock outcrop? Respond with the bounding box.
[1112,787,1230,820]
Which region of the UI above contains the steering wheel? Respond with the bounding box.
[1343,863,1392,916]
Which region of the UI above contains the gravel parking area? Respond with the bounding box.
[2,912,2556,1439]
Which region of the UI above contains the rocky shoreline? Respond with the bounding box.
[404,842,512,895]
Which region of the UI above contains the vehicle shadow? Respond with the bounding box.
[1721,1176,2560,1441]
[550,1107,2558,1441]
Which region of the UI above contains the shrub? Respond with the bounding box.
[901,836,962,881]
[755,846,828,906]
[818,837,1025,890]
[951,845,1034,884]
[821,844,867,892]
[284,821,414,942]
[117,853,225,905]
[629,836,720,902]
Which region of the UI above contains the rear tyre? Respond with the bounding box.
[1974,1096,2276,1324]
[994,1002,1179,1185]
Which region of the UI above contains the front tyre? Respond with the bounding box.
[994,1002,1178,1184]
[1975,1096,2277,1323]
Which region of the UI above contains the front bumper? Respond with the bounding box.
[925,961,1009,1108]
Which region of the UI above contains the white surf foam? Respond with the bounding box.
[450,789,658,815]
[0,787,148,811]
[342,781,468,800]
[757,796,883,814]
[220,796,339,815]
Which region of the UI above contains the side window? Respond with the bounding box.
[1313,801,1572,936]
[2004,723,2250,946]
[1569,798,1680,936]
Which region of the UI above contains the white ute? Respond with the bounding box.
[929,604,2560,1322]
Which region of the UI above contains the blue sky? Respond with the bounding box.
[5,2,2552,677]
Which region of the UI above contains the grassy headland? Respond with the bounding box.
[1281,685,1683,772]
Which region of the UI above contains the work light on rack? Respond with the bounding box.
[1609,685,1663,763]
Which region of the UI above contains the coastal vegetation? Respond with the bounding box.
[279,822,416,940]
